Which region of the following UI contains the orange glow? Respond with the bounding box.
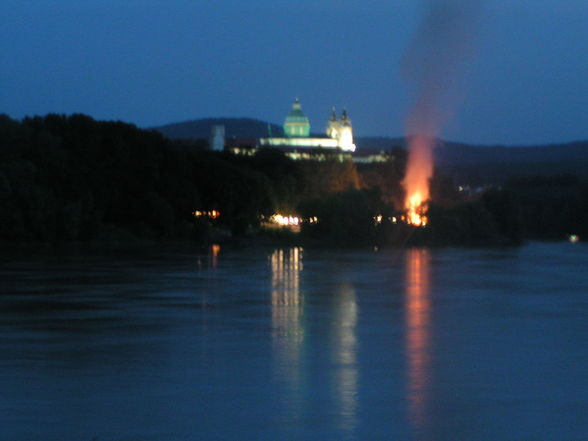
[210,243,221,269]
[405,248,431,428]
[403,134,434,226]
[193,210,220,220]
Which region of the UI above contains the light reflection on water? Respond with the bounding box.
[270,247,304,358]
[2,243,588,441]
[270,248,304,350]
[270,248,305,422]
[331,282,359,433]
[269,247,359,435]
[405,248,432,434]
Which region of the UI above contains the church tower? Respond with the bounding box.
[326,107,338,139]
[337,108,354,151]
[283,98,311,137]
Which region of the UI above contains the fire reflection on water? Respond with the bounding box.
[210,244,221,269]
[405,248,432,431]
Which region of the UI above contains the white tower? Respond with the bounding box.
[337,108,355,151]
[326,107,339,139]
[209,125,225,151]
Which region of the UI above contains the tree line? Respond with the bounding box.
[0,114,390,243]
[1,113,587,246]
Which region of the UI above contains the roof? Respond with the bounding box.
[285,101,309,124]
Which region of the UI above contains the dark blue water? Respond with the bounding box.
[1,243,587,441]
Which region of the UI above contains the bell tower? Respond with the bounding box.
[337,107,354,151]
[326,106,338,139]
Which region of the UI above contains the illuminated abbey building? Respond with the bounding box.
[223,99,390,163]
[259,99,356,153]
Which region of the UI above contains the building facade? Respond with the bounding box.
[260,99,356,152]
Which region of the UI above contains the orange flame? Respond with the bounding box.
[403,134,434,226]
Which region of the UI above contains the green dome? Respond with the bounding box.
[286,106,309,122]
[283,99,310,137]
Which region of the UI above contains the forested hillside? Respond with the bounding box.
[3,113,588,246]
[0,114,387,242]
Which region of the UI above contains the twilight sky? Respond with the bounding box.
[1,0,587,145]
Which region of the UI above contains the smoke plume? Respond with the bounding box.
[402,0,481,225]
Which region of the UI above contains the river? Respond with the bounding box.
[1,242,587,441]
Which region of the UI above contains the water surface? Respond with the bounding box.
[1,243,587,441]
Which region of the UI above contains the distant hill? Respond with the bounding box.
[436,140,588,166]
[151,118,283,139]
[152,117,588,183]
[358,136,588,183]
[436,140,588,183]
